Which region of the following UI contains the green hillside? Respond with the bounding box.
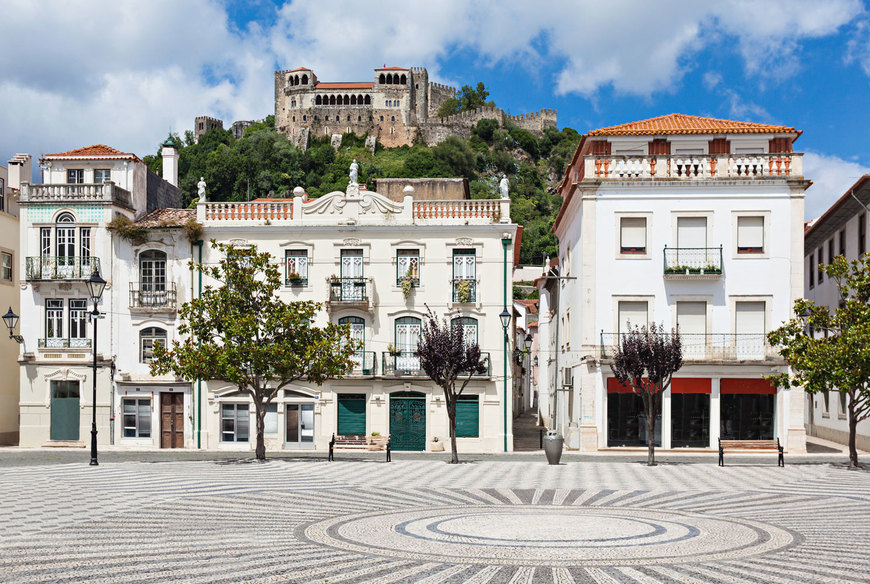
[144,114,579,266]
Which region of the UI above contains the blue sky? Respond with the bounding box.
[1,0,868,218]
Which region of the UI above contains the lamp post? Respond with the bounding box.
[3,307,24,343]
[86,270,107,466]
[500,235,511,453]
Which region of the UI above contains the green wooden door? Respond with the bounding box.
[50,380,80,441]
[390,393,426,450]
[455,395,480,437]
[337,394,366,436]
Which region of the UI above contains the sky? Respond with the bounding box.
[1,0,869,220]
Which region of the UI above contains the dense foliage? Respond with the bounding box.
[767,254,870,468]
[143,112,580,265]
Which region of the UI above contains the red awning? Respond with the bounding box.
[721,378,776,395]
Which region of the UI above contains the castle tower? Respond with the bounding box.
[410,67,429,124]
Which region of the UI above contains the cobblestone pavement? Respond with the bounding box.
[1,458,868,583]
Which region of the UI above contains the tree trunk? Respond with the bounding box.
[447,394,459,464]
[255,404,266,461]
[848,392,859,468]
[644,391,657,466]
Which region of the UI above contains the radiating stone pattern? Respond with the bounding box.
[0,460,868,583]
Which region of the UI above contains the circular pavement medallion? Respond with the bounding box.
[301,505,798,566]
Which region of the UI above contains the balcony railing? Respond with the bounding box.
[663,246,723,278]
[26,256,101,280]
[347,351,377,376]
[581,153,802,181]
[39,338,92,349]
[600,332,778,361]
[21,182,133,209]
[328,277,370,303]
[452,278,477,303]
[413,199,503,224]
[381,351,491,377]
[203,200,293,222]
[130,283,177,310]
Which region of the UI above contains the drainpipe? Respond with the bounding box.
[193,239,204,448]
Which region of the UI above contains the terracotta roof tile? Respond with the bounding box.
[315,82,374,90]
[375,66,408,71]
[135,208,196,228]
[587,113,799,137]
[287,67,310,72]
[45,144,139,158]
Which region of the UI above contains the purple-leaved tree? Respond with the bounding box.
[610,322,683,466]
[417,307,489,464]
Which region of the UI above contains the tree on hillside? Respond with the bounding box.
[417,308,489,463]
[767,254,870,468]
[437,82,496,118]
[150,242,357,460]
[610,323,683,466]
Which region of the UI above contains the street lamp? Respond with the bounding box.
[2,307,23,343]
[86,270,106,466]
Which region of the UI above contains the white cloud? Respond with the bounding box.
[803,152,870,220]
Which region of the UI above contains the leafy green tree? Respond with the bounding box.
[436,82,495,118]
[432,136,477,180]
[767,254,870,468]
[473,118,500,143]
[610,323,683,466]
[150,243,356,460]
[417,308,489,463]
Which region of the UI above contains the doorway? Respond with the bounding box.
[50,380,80,441]
[389,392,426,450]
[160,392,184,448]
[286,403,315,448]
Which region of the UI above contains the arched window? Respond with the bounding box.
[379,74,385,84]
[303,115,307,121]
[387,73,393,84]
[350,95,357,105]
[451,317,478,347]
[400,74,406,84]
[57,212,75,223]
[391,116,395,122]
[364,95,371,105]
[329,95,336,106]
[358,94,364,104]
[325,116,329,121]
[347,116,351,122]
[339,316,366,372]
[343,94,350,105]
[291,99,296,107]
[301,74,308,85]
[292,116,295,122]
[395,316,422,371]
[294,75,299,86]
[380,116,384,121]
[138,250,167,307]
[315,95,322,105]
[53,212,78,269]
[357,116,361,122]
[140,327,167,363]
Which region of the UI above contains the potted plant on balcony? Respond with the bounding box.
[455,279,472,303]
[400,272,415,299]
[387,343,400,356]
[287,271,303,285]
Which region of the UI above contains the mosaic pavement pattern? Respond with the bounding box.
[0,459,869,583]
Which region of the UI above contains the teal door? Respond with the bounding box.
[390,392,426,450]
[337,394,367,436]
[50,380,80,441]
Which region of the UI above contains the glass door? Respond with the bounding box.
[340,249,364,300]
[395,317,421,372]
[56,225,76,278]
[285,403,315,449]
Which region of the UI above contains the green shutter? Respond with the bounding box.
[337,394,367,436]
[455,396,479,438]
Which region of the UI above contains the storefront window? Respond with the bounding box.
[671,394,710,447]
[607,391,661,447]
[720,394,774,440]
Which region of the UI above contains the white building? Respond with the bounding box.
[804,174,870,451]
[544,113,809,453]
[16,143,182,447]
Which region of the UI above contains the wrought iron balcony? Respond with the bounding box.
[382,352,425,377]
[327,277,371,310]
[452,278,477,303]
[130,283,177,310]
[26,256,101,280]
[39,338,92,349]
[347,351,377,376]
[600,332,779,361]
[663,246,723,278]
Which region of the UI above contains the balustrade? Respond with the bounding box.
[583,153,801,181]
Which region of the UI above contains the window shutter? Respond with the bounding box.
[618,301,648,333]
[620,217,646,251]
[708,138,730,155]
[677,217,707,249]
[676,301,706,335]
[737,216,764,251]
[736,302,766,334]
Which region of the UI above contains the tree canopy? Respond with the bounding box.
[150,242,356,460]
[436,82,496,118]
[767,254,870,467]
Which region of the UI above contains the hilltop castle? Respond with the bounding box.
[272,65,557,149]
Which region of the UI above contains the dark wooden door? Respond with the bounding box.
[160,392,184,448]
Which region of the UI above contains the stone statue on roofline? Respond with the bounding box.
[349,159,359,184]
[197,177,207,202]
[499,174,509,199]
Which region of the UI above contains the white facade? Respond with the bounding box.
[548,114,809,452]
[804,175,870,450]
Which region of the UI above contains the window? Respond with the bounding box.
[93,169,111,184]
[828,239,835,265]
[452,249,476,302]
[80,228,91,259]
[221,403,250,442]
[395,316,422,372]
[620,217,646,254]
[69,299,88,341]
[818,248,824,283]
[737,216,764,253]
[839,229,846,258]
[41,228,51,258]
[618,300,647,334]
[396,249,419,285]
[123,398,151,438]
[46,299,63,341]
[676,301,706,358]
[139,250,166,305]
[67,169,84,184]
[0,251,11,282]
[140,327,167,363]
[339,316,366,372]
[455,395,479,437]
[808,253,815,288]
[285,250,308,285]
[860,213,866,256]
[735,301,766,359]
[264,404,278,434]
[0,177,5,213]
[839,392,848,418]
[451,317,478,348]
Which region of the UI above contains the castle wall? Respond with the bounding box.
[427,82,456,119]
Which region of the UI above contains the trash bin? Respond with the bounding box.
[543,430,564,465]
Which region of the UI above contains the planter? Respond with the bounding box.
[543,430,563,465]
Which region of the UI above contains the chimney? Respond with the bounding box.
[161,137,179,187]
[7,153,32,189]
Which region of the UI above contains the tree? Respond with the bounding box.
[150,242,356,460]
[767,254,870,468]
[436,82,496,118]
[417,308,489,463]
[610,323,683,466]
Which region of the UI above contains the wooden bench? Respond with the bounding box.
[718,438,783,467]
[328,434,391,462]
